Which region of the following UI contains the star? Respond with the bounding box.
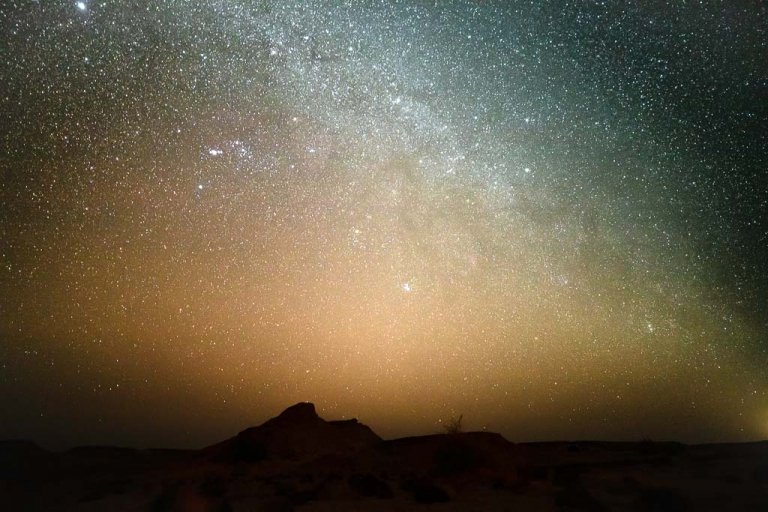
[1,0,765,448]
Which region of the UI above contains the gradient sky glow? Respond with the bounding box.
[1,0,767,449]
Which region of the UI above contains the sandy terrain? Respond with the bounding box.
[2,403,766,511]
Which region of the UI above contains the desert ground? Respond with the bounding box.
[2,403,767,511]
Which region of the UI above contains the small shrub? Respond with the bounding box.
[443,414,463,435]
[401,477,450,503]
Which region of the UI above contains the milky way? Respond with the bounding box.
[1,1,767,448]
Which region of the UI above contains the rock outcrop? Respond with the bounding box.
[204,402,381,462]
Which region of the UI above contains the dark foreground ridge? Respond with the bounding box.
[2,403,767,511]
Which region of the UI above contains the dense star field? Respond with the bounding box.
[1,1,766,449]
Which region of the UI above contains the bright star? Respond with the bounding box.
[76,2,86,11]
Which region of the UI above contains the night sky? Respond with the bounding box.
[1,1,767,449]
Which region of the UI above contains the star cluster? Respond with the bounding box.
[1,1,766,448]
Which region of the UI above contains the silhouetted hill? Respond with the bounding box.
[1,402,767,511]
[0,439,47,461]
[204,401,381,463]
